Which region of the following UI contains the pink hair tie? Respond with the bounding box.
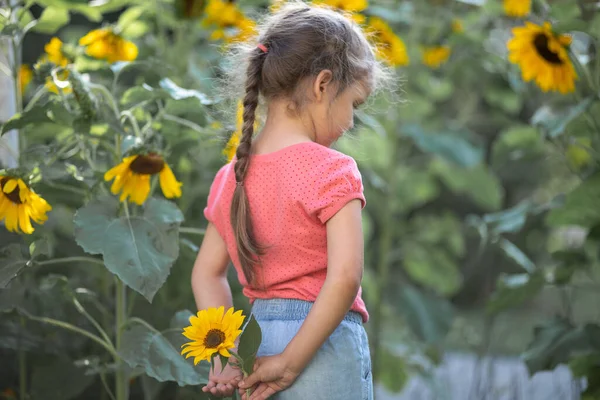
[257,43,268,53]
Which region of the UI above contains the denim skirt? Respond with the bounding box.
[250,298,374,400]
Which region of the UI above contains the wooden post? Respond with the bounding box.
[0,25,19,168]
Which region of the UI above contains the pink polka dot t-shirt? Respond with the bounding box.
[203,141,369,322]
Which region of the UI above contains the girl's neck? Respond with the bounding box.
[251,101,315,155]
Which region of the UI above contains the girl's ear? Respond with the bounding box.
[312,69,333,102]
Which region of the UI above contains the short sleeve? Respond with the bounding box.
[308,155,366,224]
[203,165,227,224]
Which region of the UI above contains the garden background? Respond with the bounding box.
[1,0,600,399]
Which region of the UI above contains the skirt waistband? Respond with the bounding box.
[250,298,363,324]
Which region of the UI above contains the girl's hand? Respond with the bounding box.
[202,356,243,397]
[238,354,301,400]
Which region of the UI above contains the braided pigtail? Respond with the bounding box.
[230,47,269,285]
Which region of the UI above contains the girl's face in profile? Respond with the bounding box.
[306,76,371,148]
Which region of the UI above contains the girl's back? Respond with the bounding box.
[204,141,368,322]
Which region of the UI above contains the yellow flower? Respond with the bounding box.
[451,19,464,33]
[507,22,577,94]
[19,65,33,94]
[203,0,256,43]
[422,46,451,69]
[0,175,52,234]
[312,0,367,23]
[104,154,182,205]
[44,37,69,67]
[79,28,138,63]
[223,101,259,162]
[504,0,531,18]
[181,306,245,365]
[45,69,72,95]
[365,17,409,67]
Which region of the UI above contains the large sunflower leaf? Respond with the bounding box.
[0,243,28,289]
[120,323,209,386]
[431,159,504,211]
[402,124,482,168]
[32,6,70,34]
[531,97,595,138]
[74,196,119,255]
[546,173,600,228]
[103,217,175,302]
[486,272,545,314]
[397,284,454,344]
[402,244,463,296]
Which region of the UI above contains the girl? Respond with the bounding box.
[191,2,387,399]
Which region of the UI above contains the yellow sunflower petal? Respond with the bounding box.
[159,164,182,199]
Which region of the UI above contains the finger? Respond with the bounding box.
[249,383,269,400]
[216,383,228,394]
[205,381,216,390]
[260,387,277,400]
[250,383,277,400]
[239,371,261,389]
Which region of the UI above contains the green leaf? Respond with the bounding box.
[117,5,145,30]
[379,351,409,392]
[103,217,176,302]
[551,250,589,285]
[484,87,522,114]
[74,197,182,302]
[237,314,262,374]
[74,196,119,255]
[394,167,440,213]
[431,159,504,211]
[531,97,595,138]
[403,124,482,168]
[29,238,53,259]
[170,309,195,330]
[522,319,600,374]
[547,173,600,228]
[120,323,209,386]
[483,201,532,235]
[1,101,73,135]
[398,285,454,343]
[486,272,544,314]
[33,7,70,34]
[30,357,95,400]
[403,245,463,296]
[30,0,102,21]
[498,238,535,273]
[158,78,213,105]
[569,352,600,378]
[120,84,167,106]
[0,244,27,289]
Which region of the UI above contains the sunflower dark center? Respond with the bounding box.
[129,154,165,175]
[0,178,22,204]
[204,329,226,348]
[533,33,563,64]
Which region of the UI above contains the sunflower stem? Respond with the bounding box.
[23,312,120,359]
[72,296,114,349]
[115,277,129,400]
[36,256,106,267]
[120,110,141,138]
[18,316,26,400]
[89,82,120,120]
[179,227,206,235]
[161,113,207,135]
[126,317,160,334]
